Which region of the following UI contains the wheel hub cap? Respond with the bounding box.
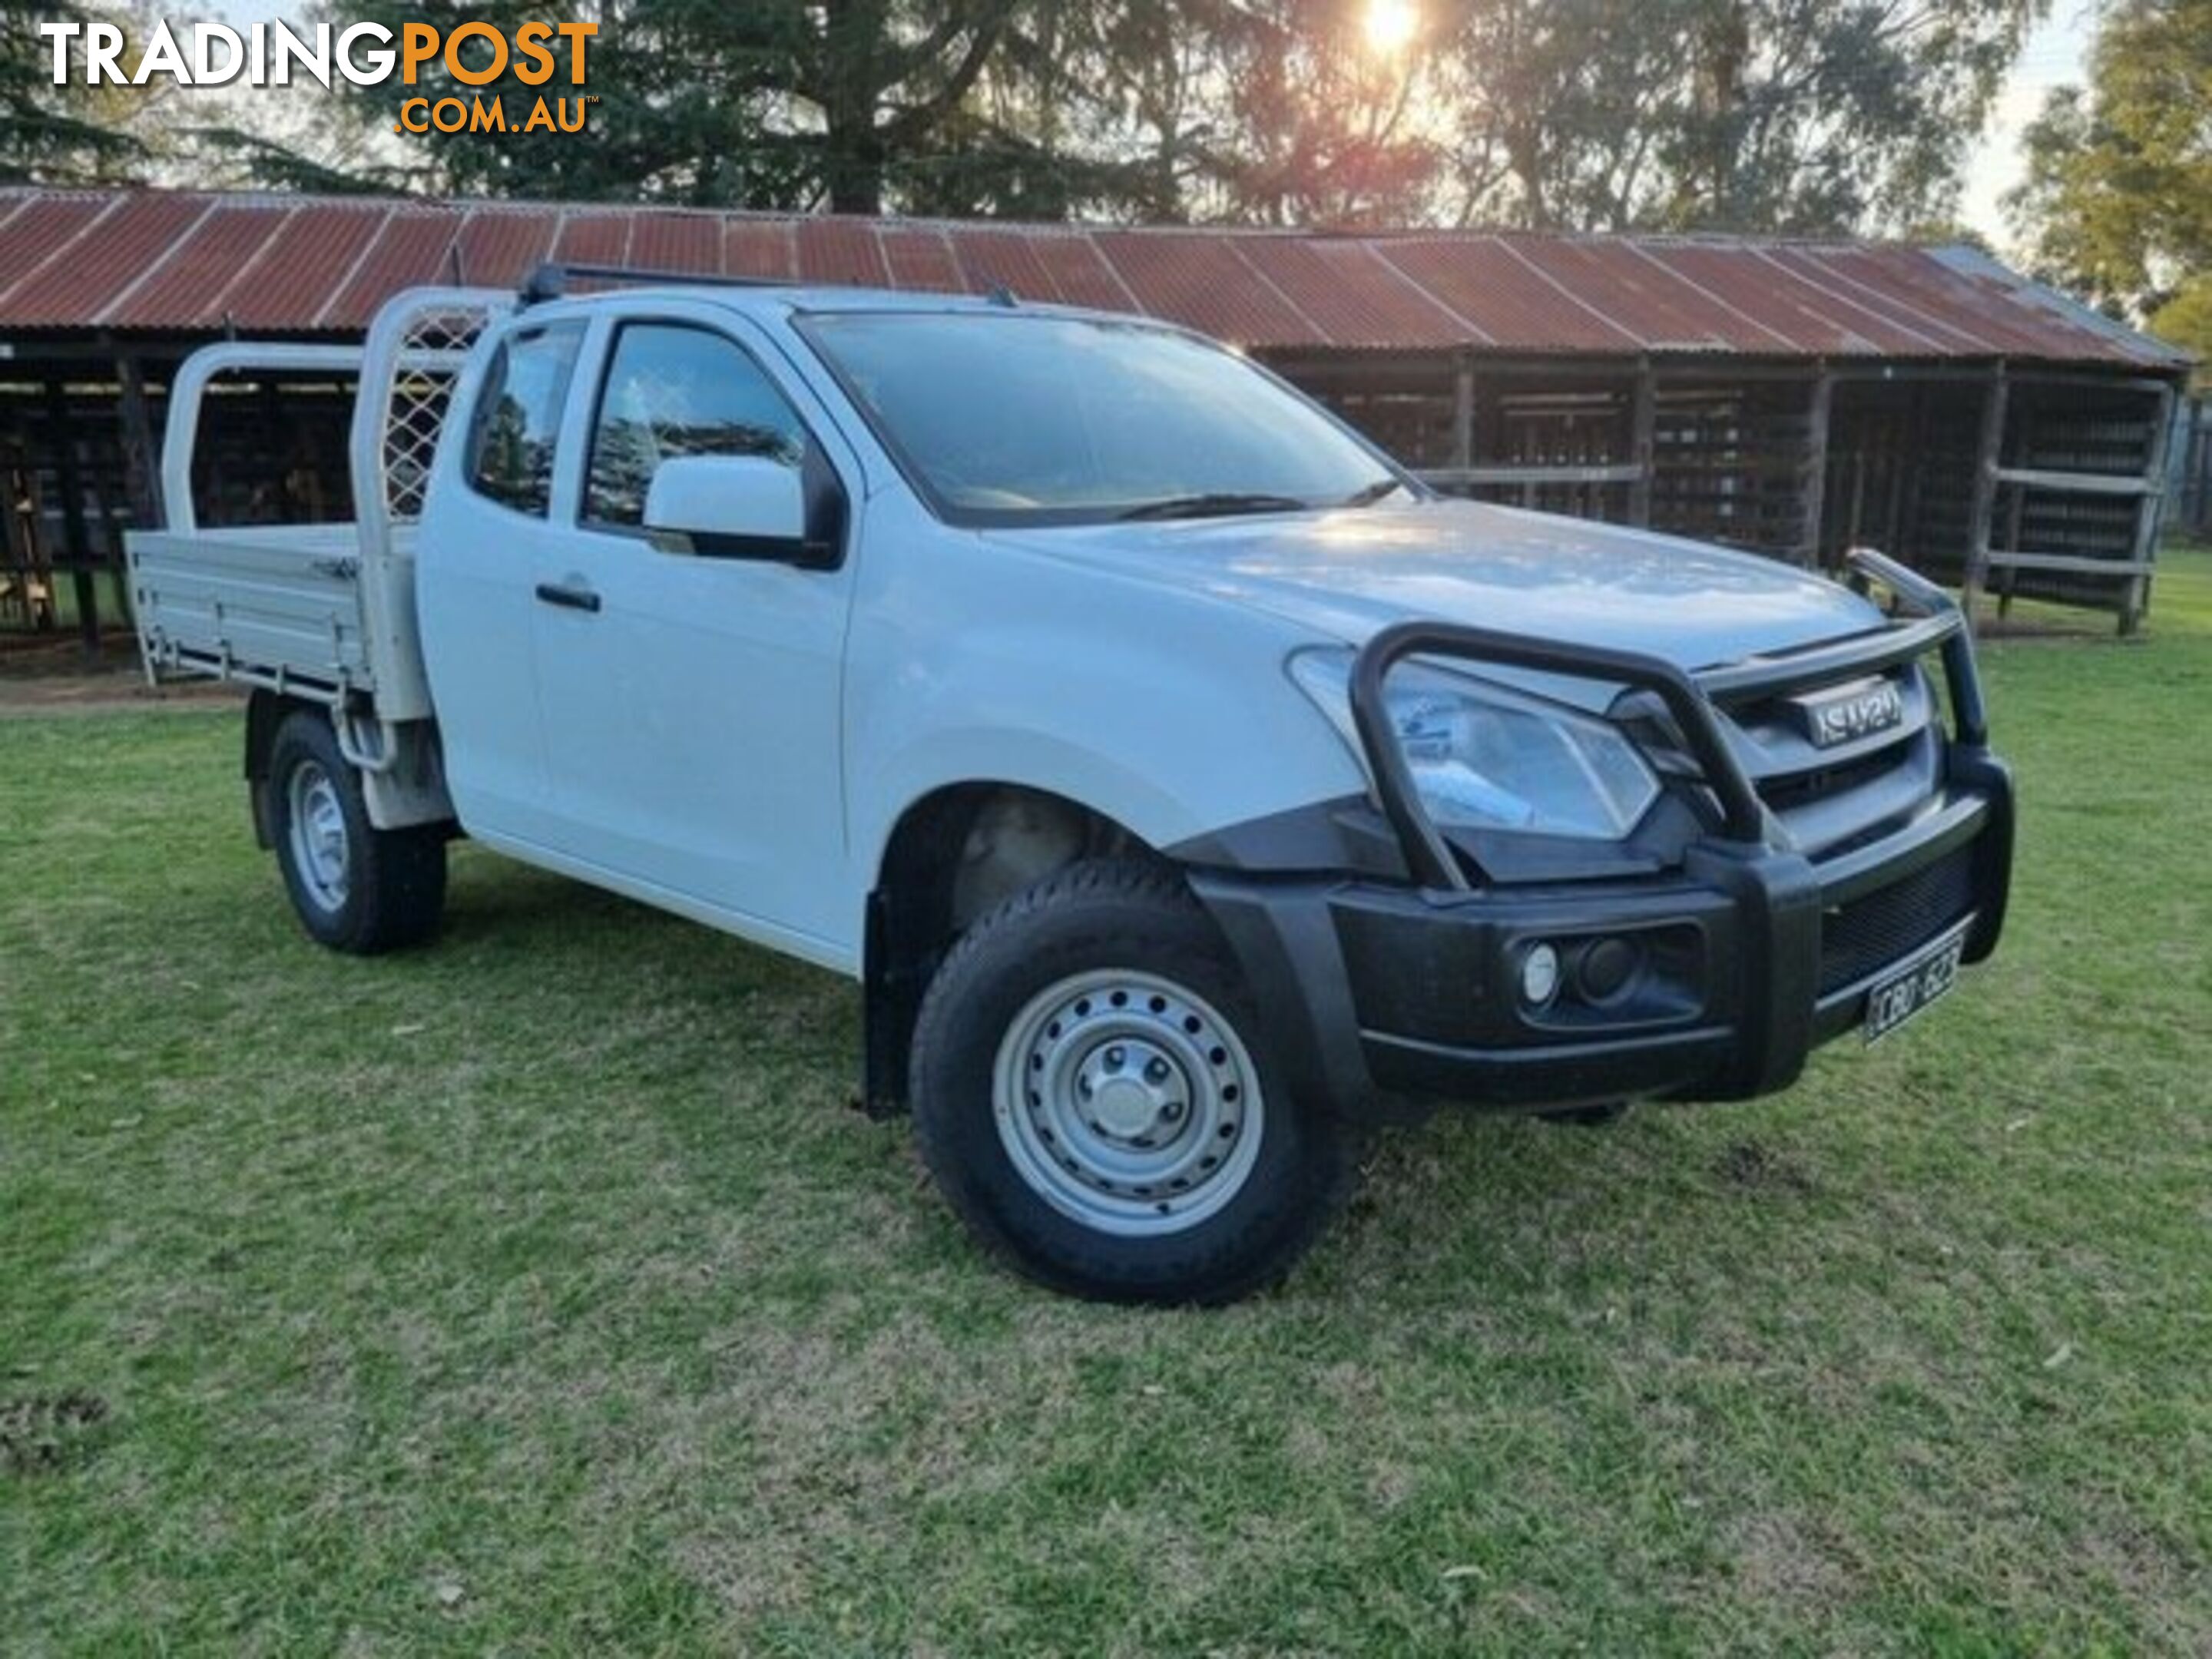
[286,760,350,913]
[992,969,1266,1238]
[1079,1038,1186,1138]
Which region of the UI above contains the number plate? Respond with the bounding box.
[1863,926,1968,1045]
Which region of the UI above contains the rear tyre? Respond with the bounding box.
[267,710,446,955]
[909,859,1357,1304]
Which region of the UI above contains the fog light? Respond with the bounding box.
[1578,935,1641,1002]
[1518,941,1561,1006]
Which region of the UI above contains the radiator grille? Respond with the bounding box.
[1756,737,1915,814]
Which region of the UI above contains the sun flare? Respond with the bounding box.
[1363,0,1420,55]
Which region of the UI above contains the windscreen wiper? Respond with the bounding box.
[1115,492,1313,521]
[1340,477,1409,507]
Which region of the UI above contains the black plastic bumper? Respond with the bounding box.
[1192,752,2010,1123]
[1189,551,2016,1124]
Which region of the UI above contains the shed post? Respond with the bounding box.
[2192,396,2210,535]
[115,353,165,529]
[1800,365,1833,568]
[1997,461,2028,620]
[2193,396,2210,535]
[2184,397,2204,533]
[2121,378,2177,636]
[1451,349,1475,485]
[1961,363,2009,627]
[0,417,31,630]
[43,376,101,660]
[1628,356,1655,527]
[0,493,28,628]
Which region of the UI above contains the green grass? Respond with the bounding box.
[5,553,2210,1655]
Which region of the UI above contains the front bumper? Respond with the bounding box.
[1190,551,2016,1124]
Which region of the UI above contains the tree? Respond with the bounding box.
[323,0,1043,213]
[1434,0,1692,230]
[0,1,156,184]
[296,0,2041,240]
[1673,0,2042,233]
[874,2,1185,217]
[873,0,1451,226]
[1429,0,2045,235]
[2008,0,2212,366]
[1161,0,1445,227]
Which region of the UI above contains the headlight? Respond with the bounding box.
[1290,649,1661,840]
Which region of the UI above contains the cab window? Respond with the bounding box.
[464,321,584,517]
[584,323,811,528]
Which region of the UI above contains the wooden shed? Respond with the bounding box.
[0,186,2192,654]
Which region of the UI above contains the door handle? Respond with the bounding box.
[535,580,601,614]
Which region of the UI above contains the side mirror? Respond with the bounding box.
[643,454,827,565]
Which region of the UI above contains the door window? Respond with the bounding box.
[463,321,584,517]
[584,324,811,528]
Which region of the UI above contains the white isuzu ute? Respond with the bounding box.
[130,270,2015,1303]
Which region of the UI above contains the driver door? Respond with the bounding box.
[529,309,859,959]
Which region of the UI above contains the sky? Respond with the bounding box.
[1960,1,2096,251]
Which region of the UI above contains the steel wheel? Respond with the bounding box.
[914,859,1359,1303]
[992,967,1265,1237]
[284,758,351,914]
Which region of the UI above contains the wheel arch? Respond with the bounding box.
[861,780,1170,1117]
[243,689,332,849]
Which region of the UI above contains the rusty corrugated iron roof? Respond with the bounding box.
[0,186,2188,369]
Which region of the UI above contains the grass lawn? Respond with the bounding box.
[4,552,2209,1655]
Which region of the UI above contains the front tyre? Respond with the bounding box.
[267,710,446,955]
[909,859,1356,1304]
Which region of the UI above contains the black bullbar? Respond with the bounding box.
[1190,548,2015,1124]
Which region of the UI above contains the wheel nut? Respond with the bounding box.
[1104,1046,1125,1069]
[1161,1100,1184,1122]
[1144,1058,1171,1084]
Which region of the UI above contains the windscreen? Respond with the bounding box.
[802,313,1401,525]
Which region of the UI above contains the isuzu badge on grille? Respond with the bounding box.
[1795,679,1906,748]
